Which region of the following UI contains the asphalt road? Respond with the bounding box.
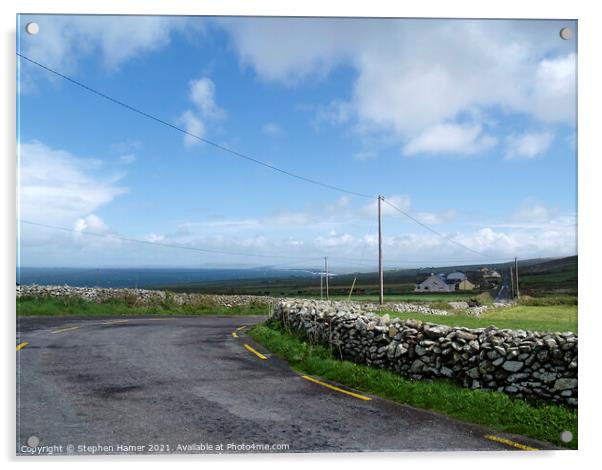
[16,315,558,455]
[495,269,513,304]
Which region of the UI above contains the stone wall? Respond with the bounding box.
[16,284,273,308]
[272,300,578,407]
[17,285,454,314]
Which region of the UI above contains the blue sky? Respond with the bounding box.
[17,15,577,270]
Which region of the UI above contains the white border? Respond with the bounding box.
[2,1,600,469]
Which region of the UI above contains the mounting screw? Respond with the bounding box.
[559,27,572,40]
[25,22,39,35]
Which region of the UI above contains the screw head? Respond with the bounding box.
[25,22,39,35]
[560,430,573,443]
[26,435,40,447]
[559,27,572,40]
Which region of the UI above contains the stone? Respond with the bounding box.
[502,361,524,372]
[456,331,478,341]
[395,344,408,357]
[492,357,504,367]
[409,359,425,373]
[553,378,577,391]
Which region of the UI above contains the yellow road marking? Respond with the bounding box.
[232,331,239,338]
[146,317,174,321]
[483,434,538,451]
[51,326,80,334]
[102,319,129,325]
[302,375,372,401]
[16,341,29,351]
[236,325,247,331]
[243,343,267,360]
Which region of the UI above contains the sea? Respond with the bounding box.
[16,267,319,289]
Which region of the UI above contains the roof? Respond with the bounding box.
[447,271,467,280]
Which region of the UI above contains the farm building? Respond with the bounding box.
[458,279,476,291]
[480,267,501,279]
[415,274,457,293]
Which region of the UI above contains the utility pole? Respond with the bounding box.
[324,256,329,300]
[509,264,515,298]
[514,257,520,299]
[320,271,323,300]
[378,195,384,305]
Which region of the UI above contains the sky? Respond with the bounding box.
[16,15,577,272]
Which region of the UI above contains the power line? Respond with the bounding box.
[18,53,509,266]
[382,198,498,261]
[17,53,375,200]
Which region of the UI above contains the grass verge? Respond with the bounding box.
[249,322,577,449]
[16,296,270,317]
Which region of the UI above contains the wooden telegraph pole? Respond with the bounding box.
[378,195,384,305]
[514,257,520,299]
[325,256,329,300]
[320,271,323,300]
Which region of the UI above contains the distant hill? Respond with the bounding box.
[517,255,577,295]
[153,255,577,297]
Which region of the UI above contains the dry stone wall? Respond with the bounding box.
[16,284,272,308]
[272,300,578,407]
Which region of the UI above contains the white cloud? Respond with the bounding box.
[144,233,166,243]
[128,222,575,269]
[19,141,127,227]
[403,123,497,156]
[416,209,458,225]
[359,195,412,218]
[262,122,284,137]
[505,132,554,159]
[18,141,127,262]
[176,110,205,147]
[74,214,109,234]
[20,16,198,78]
[177,77,224,148]
[220,18,575,154]
[512,199,559,223]
[189,77,224,119]
[119,154,137,164]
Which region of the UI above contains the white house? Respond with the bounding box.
[415,274,457,293]
[480,268,502,279]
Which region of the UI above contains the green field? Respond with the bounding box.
[16,296,270,317]
[379,304,577,333]
[249,322,577,449]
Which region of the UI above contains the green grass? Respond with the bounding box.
[249,322,577,449]
[377,304,577,333]
[16,296,270,317]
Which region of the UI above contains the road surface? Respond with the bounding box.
[495,269,513,304]
[16,315,557,454]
